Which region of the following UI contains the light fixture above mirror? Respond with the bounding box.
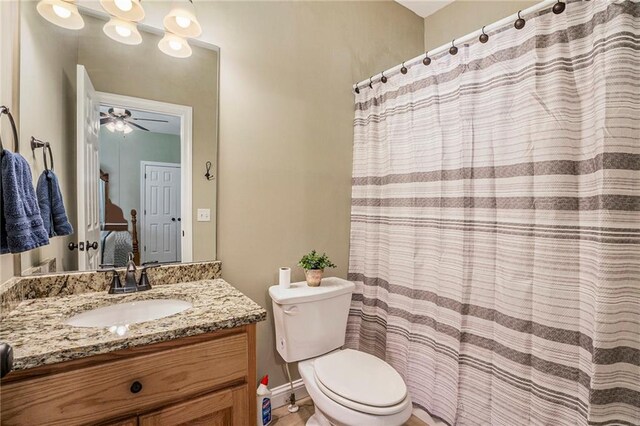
[163,0,202,38]
[36,0,84,30]
[158,33,193,59]
[100,0,145,22]
[103,17,142,45]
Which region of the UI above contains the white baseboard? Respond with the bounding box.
[270,379,309,409]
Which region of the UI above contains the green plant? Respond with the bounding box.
[298,250,336,270]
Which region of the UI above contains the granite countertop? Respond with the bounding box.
[0,279,267,371]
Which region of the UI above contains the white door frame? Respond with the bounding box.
[140,161,181,264]
[96,91,193,263]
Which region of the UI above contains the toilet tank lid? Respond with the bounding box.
[269,277,355,304]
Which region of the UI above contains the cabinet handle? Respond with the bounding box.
[130,381,143,394]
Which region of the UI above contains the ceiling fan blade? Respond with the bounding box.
[100,117,113,125]
[128,122,150,131]
[100,112,109,117]
[132,118,170,123]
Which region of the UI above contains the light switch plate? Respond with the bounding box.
[197,208,211,222]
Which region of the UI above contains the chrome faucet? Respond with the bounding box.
[100,254,160,294]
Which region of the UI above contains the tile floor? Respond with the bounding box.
[271,397,428,426]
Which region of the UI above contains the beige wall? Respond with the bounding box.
[199,1,424,387]
[0,3,79,280]
[0,2,20,284]
[424,0,538,51]
[78,14,218,263]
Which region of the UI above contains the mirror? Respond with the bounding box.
[18,3,218,273]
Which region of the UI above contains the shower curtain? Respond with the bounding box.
[346,1,639,425]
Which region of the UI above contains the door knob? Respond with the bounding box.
[171,218,176,222]
[68,242,85,251]
[177,217,181,222]
[86,241,98,250]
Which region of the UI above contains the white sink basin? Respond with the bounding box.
[66,299,192,336]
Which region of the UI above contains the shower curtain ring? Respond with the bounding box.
[423,51,431,66]
[479,26,489,43]
[369,77,373,89]
[514,11,526,29]
[401,62,408,74]
[381,71,388,84]
[449,39,458,55]
[552,0,566,14]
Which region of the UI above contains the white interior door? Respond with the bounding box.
[142,163,181,264]
[76,65,101,270]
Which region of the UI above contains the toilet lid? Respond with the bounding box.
[313,349,407,408]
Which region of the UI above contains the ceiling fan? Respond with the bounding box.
[100,107,168,133]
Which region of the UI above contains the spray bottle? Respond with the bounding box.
[257,375,272,426]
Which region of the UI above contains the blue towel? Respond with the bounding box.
[0,150,49,254]
[36,169,73,237]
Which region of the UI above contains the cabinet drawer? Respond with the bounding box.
[1,333,248,425]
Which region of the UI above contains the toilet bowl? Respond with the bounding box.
[298,349,412,426]
[269,278,412,426]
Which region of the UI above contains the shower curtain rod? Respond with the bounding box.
[354,0,557,90]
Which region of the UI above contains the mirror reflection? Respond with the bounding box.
[18,3,219,273]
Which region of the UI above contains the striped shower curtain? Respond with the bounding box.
[346,1,639,425]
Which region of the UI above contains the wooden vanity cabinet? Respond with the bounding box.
[0,324,257,426]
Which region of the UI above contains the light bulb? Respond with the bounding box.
[115,25,131,37]
[115,120,125,131]
[175,15,191,29]
[114,0,133,12]
[169,40,182,51]
[52,4,72,19]
[106,122,116,132]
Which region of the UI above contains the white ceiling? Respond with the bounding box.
[100,105,181,135]
[394,0,454,18]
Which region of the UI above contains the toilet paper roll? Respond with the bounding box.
[279,267,291,289]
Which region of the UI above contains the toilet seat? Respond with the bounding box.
[313,349,408,415]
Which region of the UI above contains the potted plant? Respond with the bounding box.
[298,250,336,287]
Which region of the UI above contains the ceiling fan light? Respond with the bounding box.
[163,1,202,38]
[99,0,144,21]
[158,33,192,58]
[123,125,133,134]
[106,122,116,132]
[103,18,142,45]
[37,0,84,30]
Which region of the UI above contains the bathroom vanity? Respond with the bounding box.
[0,262,266,426]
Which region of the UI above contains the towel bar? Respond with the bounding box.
[0,106,19,156]
[30,137,54,171]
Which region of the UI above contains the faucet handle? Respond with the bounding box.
[138,261,161,291]
[99,264,123,294]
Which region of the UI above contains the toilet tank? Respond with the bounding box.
[269,277,355,363]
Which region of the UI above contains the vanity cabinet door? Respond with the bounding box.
[138,385,249,426]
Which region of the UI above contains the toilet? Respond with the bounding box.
[269,277,412,426]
